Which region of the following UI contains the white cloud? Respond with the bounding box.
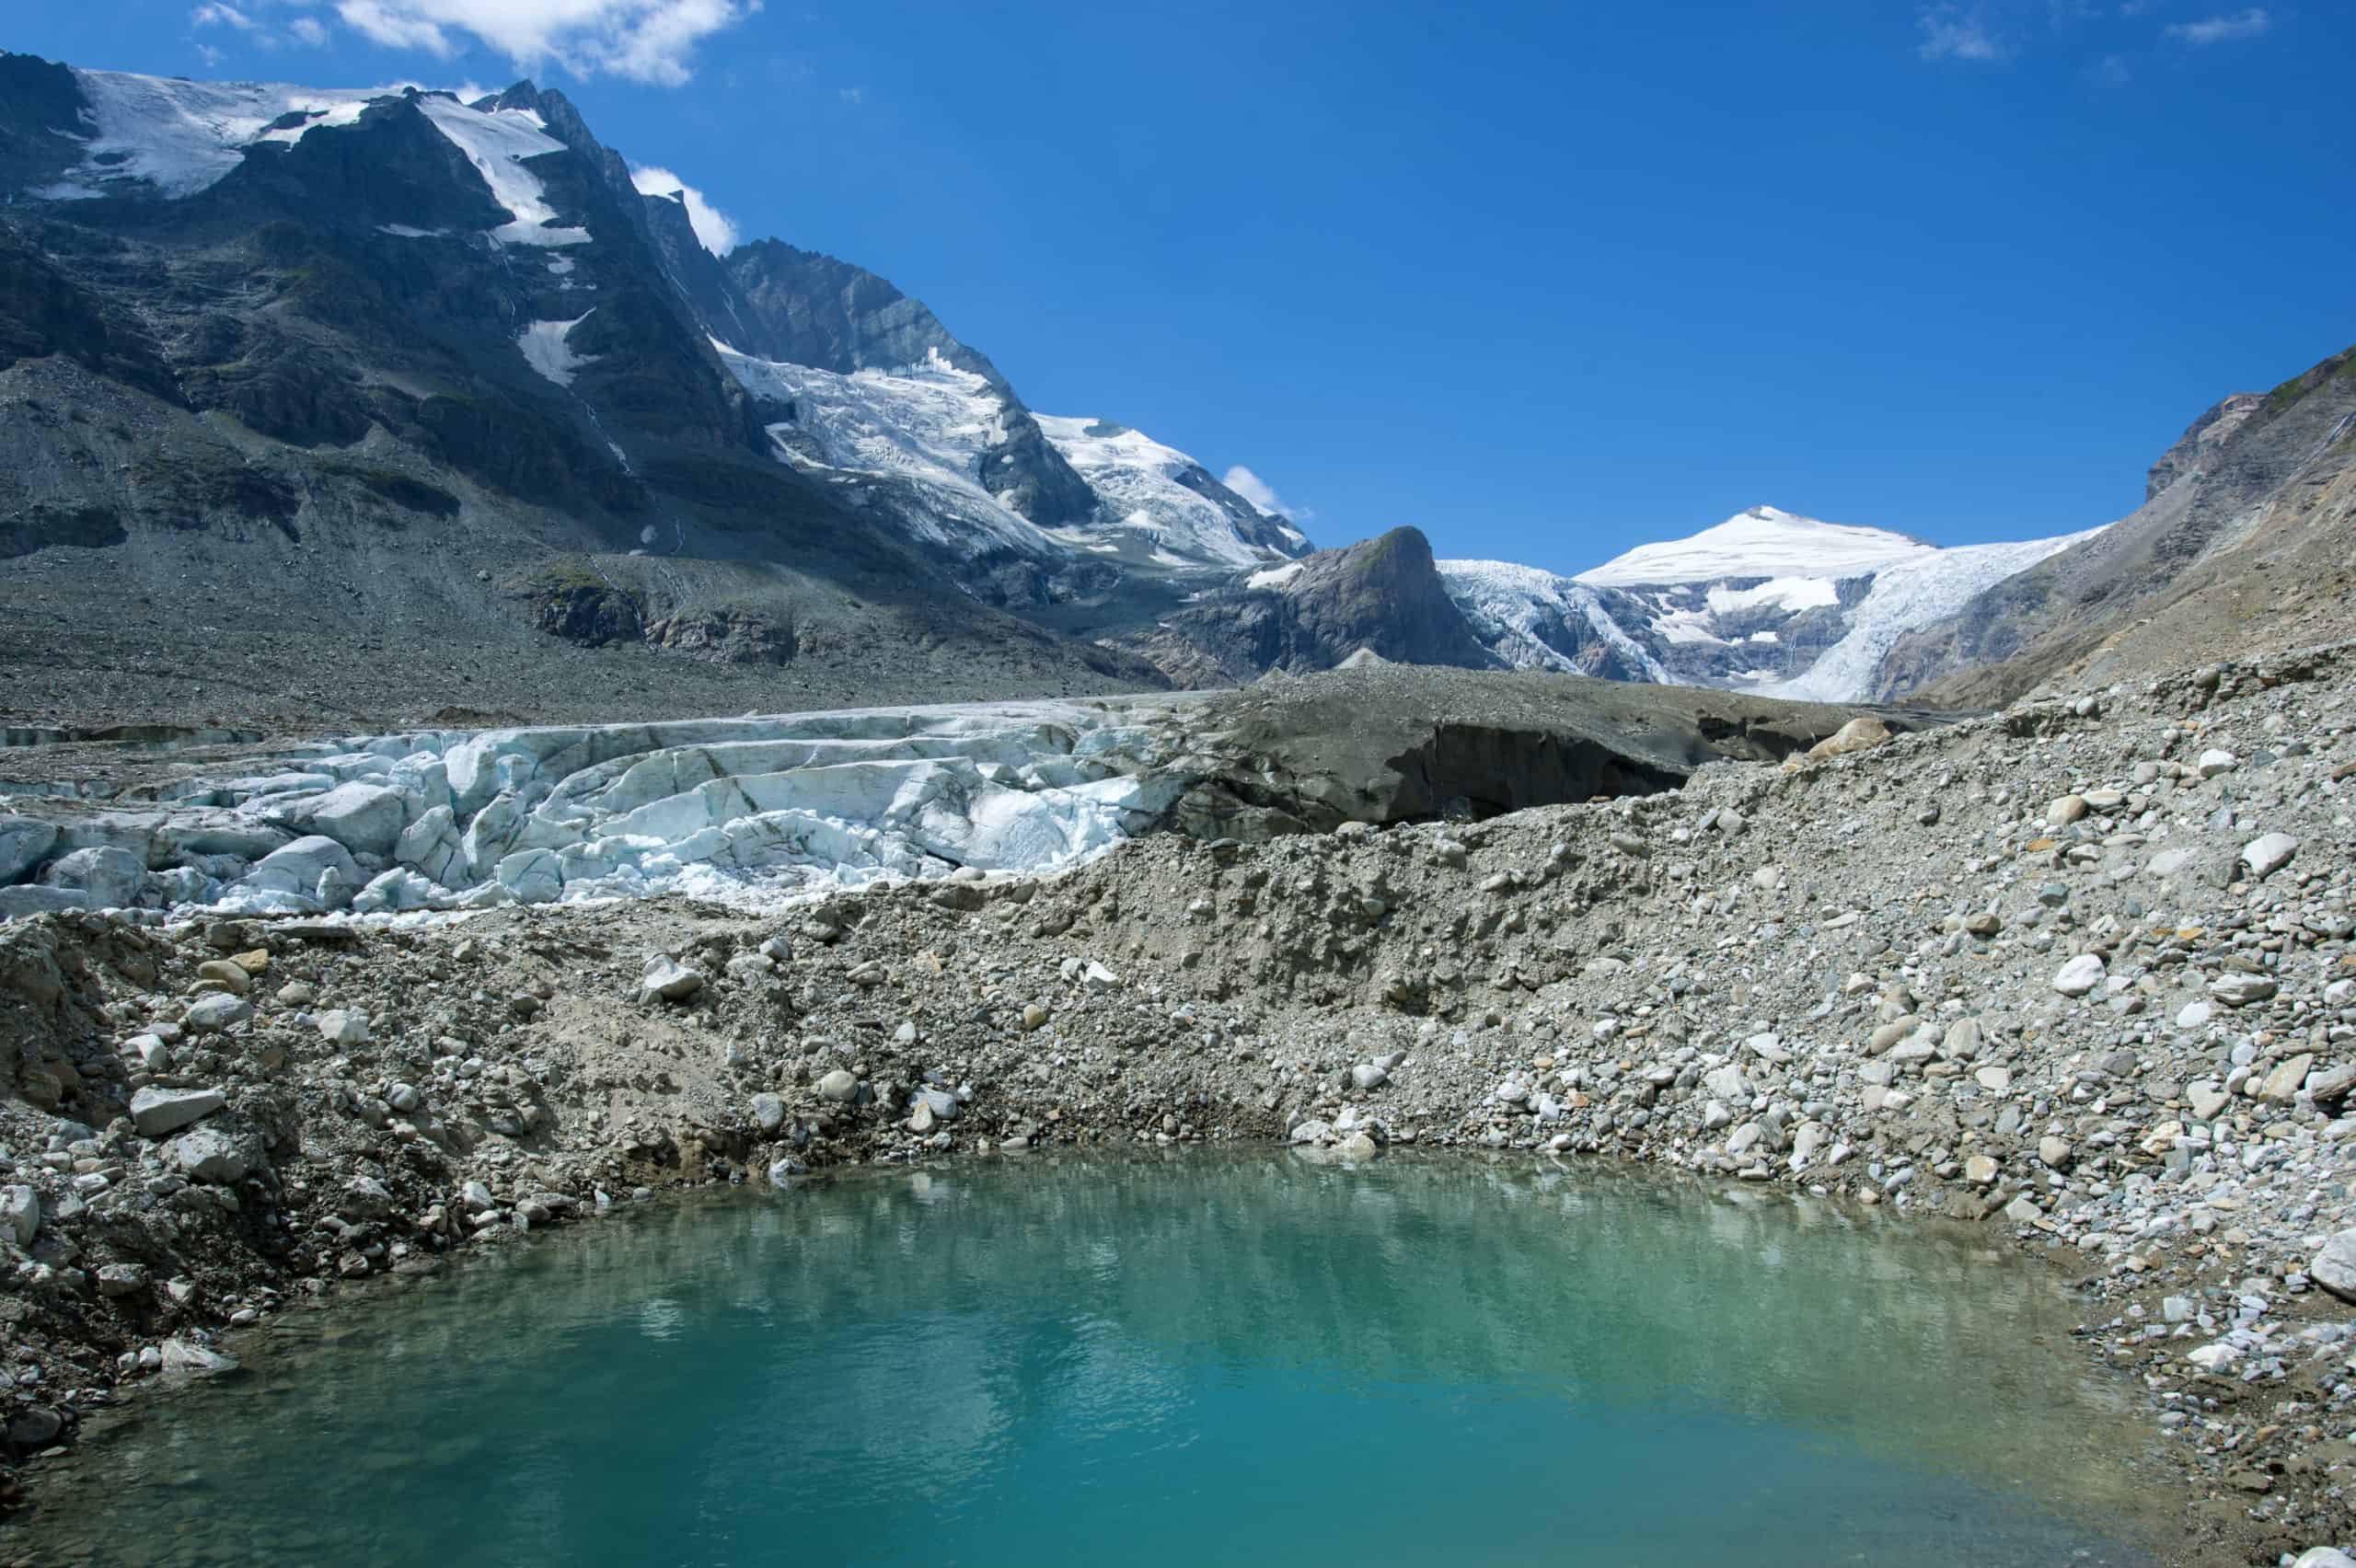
[629,163,739,254]
[289,15,329,44]
[334,0,756,86]
[192,2,260,29]
[837,86,863,104]
[2165,7,2270,43]
[2089,51,2132,84]
[1916,3,2008,61]
[1223,465,1303,521]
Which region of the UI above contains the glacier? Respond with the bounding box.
[1759,527,2103,702]
[1576,506,1940,587]
[1033,416,1297,569]
[0,703,1198,923]
[1435,561,1672,683]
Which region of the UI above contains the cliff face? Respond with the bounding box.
[1122,528,1504,686]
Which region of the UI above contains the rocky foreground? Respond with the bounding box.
[2,645,2355,1564]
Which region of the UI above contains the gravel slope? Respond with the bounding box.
[0,641,2353,1563]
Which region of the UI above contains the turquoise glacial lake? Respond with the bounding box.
[23,1152,2167,1566]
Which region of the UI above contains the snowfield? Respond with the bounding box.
[1576,505,1938,587]
[36,71,390,200]
[38,72,596,248]
[1034,416,1294,569]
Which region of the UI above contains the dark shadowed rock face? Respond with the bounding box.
[1127,527,1502,686]
[0,57,1186,728]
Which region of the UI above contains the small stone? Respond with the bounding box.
[2196,748,2236,778]
[2037,1136,2073,1170]
[815,1069,860,1104]
[1020,1004,1049,1032]
[2046,795,2087,825]
[1350,1063,1389,1091]
[2177,1000,2214,1030]
[750,1093,787,1134]
[159,1339,237,1377]
[96,1262,149,1297]
[1962,1154,1998,1186]
[2259,1053,2316,1104]
[1973,1065,2012,1092]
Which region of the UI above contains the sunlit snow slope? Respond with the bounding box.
[1436,505,2103,700]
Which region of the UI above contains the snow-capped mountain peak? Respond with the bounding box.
[1576,505,1937,587]
[1428,504,2101,700]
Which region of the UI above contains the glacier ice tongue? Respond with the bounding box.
[6,701,1192,920]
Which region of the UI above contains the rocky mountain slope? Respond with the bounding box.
[1889,347,2356,705]
[0,57,1310,732]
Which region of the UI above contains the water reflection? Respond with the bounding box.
[18,1152,2162,1567]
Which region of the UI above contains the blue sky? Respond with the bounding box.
[12,1,2351,572]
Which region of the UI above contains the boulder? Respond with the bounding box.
[1807,717,1890,760]
[130,1086,225,1136]
[2240,832,2297,881]
[0,1184,38,1247]
[637,956,704,1004]
[2050,954,2105,997]
[170,1127,250,1183]
[184,993,251,1032]
[2311,1229,2356,1304]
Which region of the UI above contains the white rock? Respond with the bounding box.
[2196,748,2237,778]
[2240,832,2297,881]
[2050,954,2106,997]
[2311,1229,2356,1304]
[2209,973,2278,1008]
[317,1009,372,1046]
[637,957,705,1004]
